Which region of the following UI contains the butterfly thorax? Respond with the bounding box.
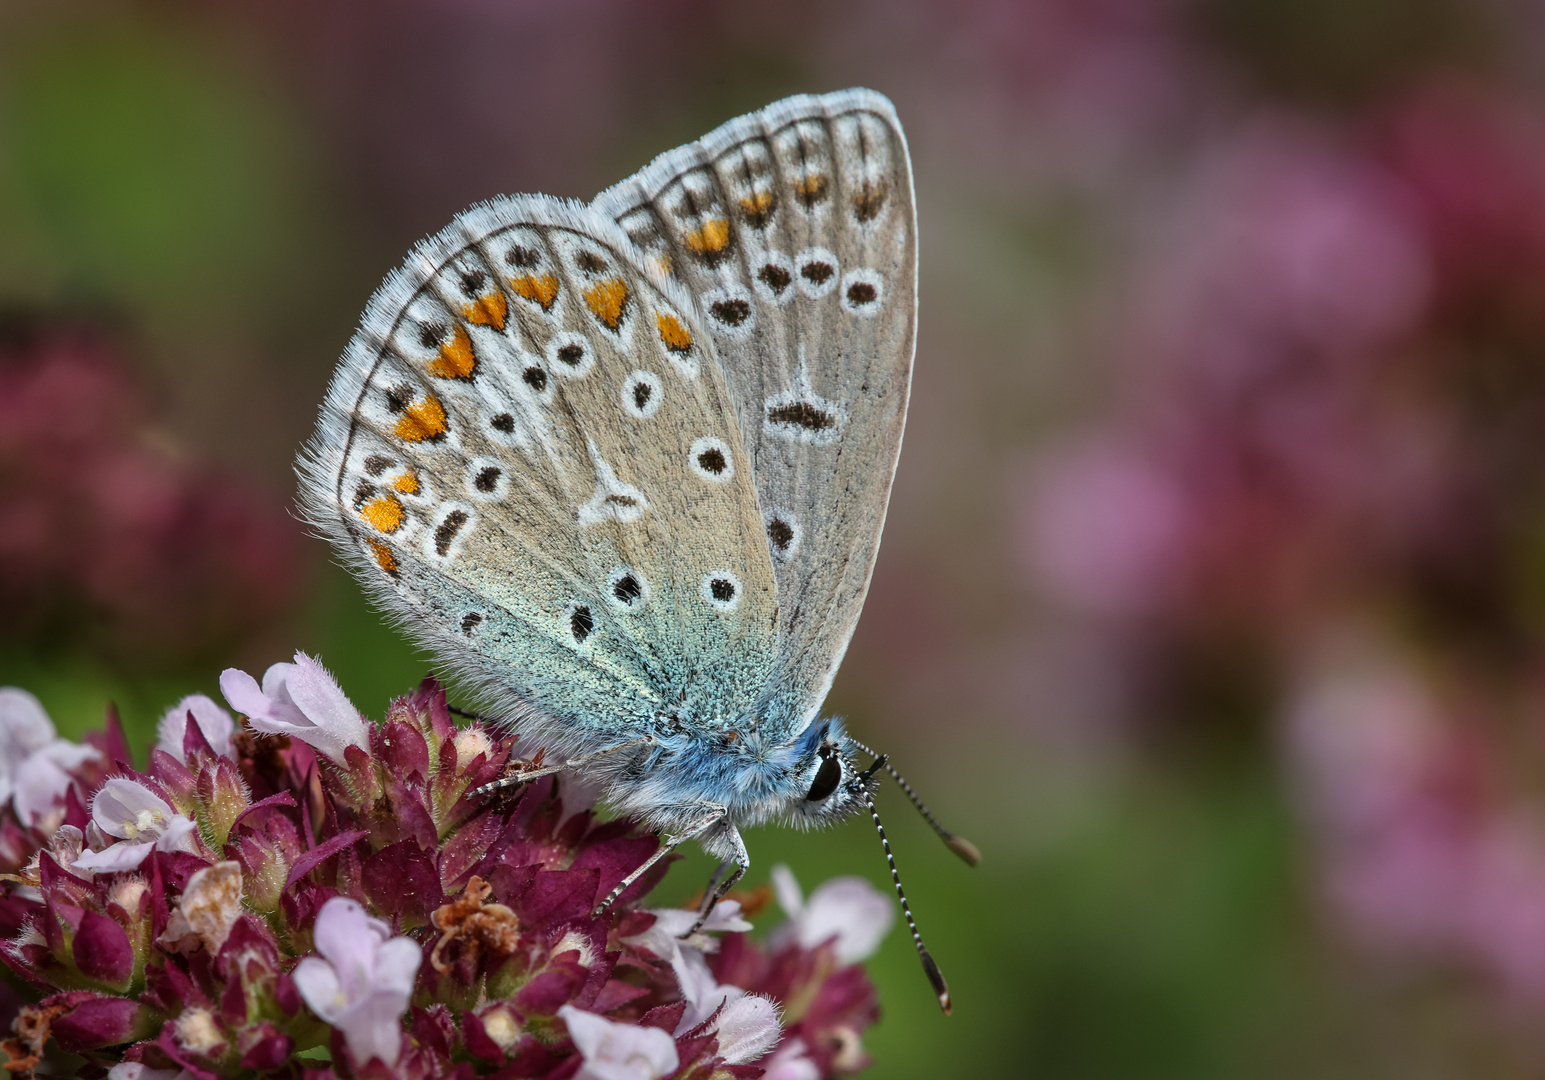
[579,714,866,840]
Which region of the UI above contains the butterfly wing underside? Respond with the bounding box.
[594,89,917,738]
[300,197,779,746]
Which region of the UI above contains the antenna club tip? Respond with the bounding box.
[921,950,951,1015]
[946,835,981,867]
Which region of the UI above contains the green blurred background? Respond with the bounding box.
[8,1,1545,1076]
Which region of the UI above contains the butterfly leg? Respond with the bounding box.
[592,805,726,918]
[473,734,656,797]
[696,859,733,914]
[684,828,749,937]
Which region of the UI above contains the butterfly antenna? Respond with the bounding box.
[848,738,980,867]
[858,769,951,1015]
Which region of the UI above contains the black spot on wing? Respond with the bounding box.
[434,509,468,556]
[710,298,751,326]
[613,574,642,604]
[758,264,791,295]
[768,401,836,431]
[768,516,795,553]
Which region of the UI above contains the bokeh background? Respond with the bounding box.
[8,0,1545,1075]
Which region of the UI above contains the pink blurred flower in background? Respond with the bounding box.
[0,688,99,832]
[1020,110,1441,634]
[1287,633,1545,1000]
[1019,77,1545,1002]
[0,322,304,668]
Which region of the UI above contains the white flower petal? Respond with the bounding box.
[296,897,420,1067]
[260,661,296,702]
[798,877,894,963]
[91,779,174,841]
[714,994,782,1064]
[373,936,425,994]
[223,663,310,731]
[39,738,98,773]
[293,956,344,1021]
[72,840,154,873]
[156,695,236,761]
[761,1037,821,1080]
[771,864,805,919]
[313,899,379,992]
[0,688,56,769]
[154,815,201,855]
[224,656,367,762]
[13,751,74,828]
[626,899,752,961]
[286,653,368,757]
[219,668,277,722]
[561,1005,678,1080]
[700,899,753,934]
[335,985,410,1067]
[669,947,726,1029]
[106,1064,188,1080]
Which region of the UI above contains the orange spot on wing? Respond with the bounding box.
[389,470,420,495]
[583,277,630,330]
[509,273,559,310]
[395,395,448,443]
[463,290,507,330]
[429,325,477,380]
[366,538,400,575]
[738,191,775,226]
[683,218,731,255]
[655,312,693,353]
[360,494,405,533]
[853,180,889,222]
[795,174,829,205]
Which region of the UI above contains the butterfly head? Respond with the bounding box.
[782,718,875,828]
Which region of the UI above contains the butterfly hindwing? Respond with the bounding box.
[594,89,917,738]
[301,197,779,747]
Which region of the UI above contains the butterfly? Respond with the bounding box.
[298,88,974,1010]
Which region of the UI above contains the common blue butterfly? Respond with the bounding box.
[299,89,974,1010]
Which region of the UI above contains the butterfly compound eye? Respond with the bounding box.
[805,748,842,802]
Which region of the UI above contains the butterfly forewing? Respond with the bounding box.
[302,197,779,745]
[594,89,917,738]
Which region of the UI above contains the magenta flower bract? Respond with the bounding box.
[0,666,887,1079]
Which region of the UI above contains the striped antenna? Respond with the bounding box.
[848,738,980,867]
[859,772,951,1014]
